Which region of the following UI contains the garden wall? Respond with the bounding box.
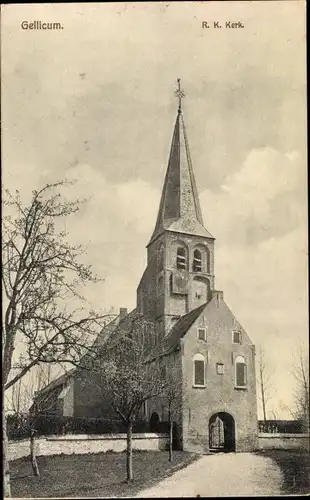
[258,433,309,451]
[8,433,169,462]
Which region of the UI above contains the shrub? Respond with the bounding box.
[258,420,304,434]
[6,413,31,441]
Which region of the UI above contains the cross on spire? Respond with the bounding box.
[174,78,185,113]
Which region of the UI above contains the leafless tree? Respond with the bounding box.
[257,345,274,423]
[163,366,183,462]
[92,319,166,481]
[292,341,309,432]
[5,362,58,416]
[5,376,25,415]
[2,181,105,496]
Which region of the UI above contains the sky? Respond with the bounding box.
[2,1,307,418]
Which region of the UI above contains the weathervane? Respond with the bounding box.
[174,78,185,113]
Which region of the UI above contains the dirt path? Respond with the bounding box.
[135,452,283,497]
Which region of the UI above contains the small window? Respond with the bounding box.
[157,245,164,272]
[142,400,148,417]
[193,354,206,387]
[193,249,202,272]
[198,327,207,341]
[157,320,163,335]
[205,246,210,274]
[216,363,224,375]
[232,330,242,344]
[177,247,187,270]
[157,275,164,295]
[154,331,158,346]
[235,355,247,388]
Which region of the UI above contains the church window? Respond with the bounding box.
[197,327,207,341]
[193,353,206,387]
[157,245,164,272]
[205,246,210,273]
[193,249,202,272]
[157,275,164,295]
[216,362,224,375]
[154,330,159,346]
[232,330,242,344]
[176,247,187,269]
[235,355,247,388]
[142,400,148,418]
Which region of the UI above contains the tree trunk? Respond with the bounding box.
[30,430,40,476]
[260,366,267,423]
[169,418,173,462]
[126,421,133,481]
[3,414,11,497]
[261,383,267,423]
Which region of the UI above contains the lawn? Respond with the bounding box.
[256,449,310,495]
[10,450,199,498]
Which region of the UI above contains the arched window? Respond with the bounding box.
[157,245,164,272]
[205,246,210,273]
[193,353,206,387]
[193,249,202,272]
[235,355,247,388]
[176,247,187,270]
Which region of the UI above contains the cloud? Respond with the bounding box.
[198,147,307,417]
[64,163,159,241]
[200,147,306,246]
[54,164,160,311]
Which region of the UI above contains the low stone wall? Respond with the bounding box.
[8,433,169,462]
[258,433,309,451]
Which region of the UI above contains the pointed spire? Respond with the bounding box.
[148,81,214,245]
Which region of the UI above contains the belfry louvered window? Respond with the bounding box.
[176,247,187,270]
[193,249,202,272]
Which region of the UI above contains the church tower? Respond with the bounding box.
[137,80,215,337]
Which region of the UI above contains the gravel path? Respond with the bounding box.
[135,452,283,497]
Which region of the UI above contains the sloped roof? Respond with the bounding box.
[148,109,214,245]
[147,301,208,362]
[32,310,138,401]
[94,314,121,347]
[33,367,75,401]
[97,308,142,350]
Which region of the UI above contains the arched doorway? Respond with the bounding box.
[149,412,160,432]
[209,412,235,452]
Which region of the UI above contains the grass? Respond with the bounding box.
[256,449,310,495]
[10,450,199,498]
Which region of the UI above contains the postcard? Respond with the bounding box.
[1,2,308,498]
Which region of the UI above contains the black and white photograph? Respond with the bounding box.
[1,1,308,497]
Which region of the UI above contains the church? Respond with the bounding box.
[33,81,258,453]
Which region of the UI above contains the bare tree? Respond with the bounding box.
[163,366,182,462]
[292,341,309,432]
[257,345,274,423]
[5,362,58,416]
[5,377,24,415]
[2,181,105,496]
[93,320,166,482]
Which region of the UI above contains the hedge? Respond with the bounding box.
[7,413,170,441]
